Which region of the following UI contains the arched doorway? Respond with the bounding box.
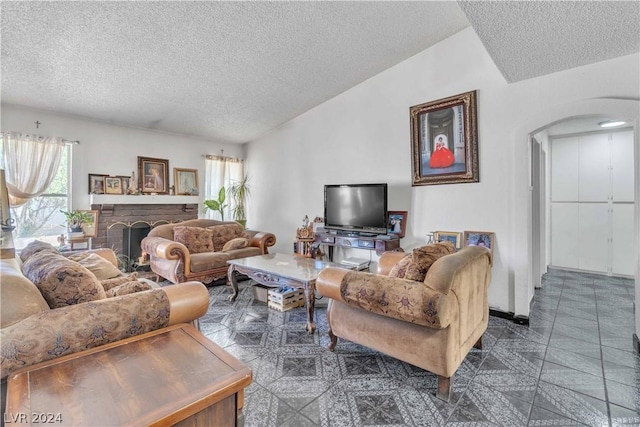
[510,98,639,342]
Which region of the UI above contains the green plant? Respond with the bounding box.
[203,187,227,220]
[60,209,94,231]
[228,174,251,227]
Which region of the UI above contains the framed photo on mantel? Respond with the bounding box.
[138,156,169,194]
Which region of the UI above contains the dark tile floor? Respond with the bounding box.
[200,269,639,426]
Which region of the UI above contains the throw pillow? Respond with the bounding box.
[19,240,58,263]
[66,252,122,280]
[405,241,455,282]
[173,226,214,254]
[388,241,455,282]
[388,255,412,279]
[222,237,249,252]
[105,281,152,297]
[100,273,139,291]
[207,223,243,251]
[22,251,107,309]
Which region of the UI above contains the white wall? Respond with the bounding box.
[1,104,244,213]
[1,27,637,321]
[246,27,640,315]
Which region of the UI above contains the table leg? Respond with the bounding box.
[227,265,239,301]
[304,284,316,334]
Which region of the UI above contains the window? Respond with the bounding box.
[204,155,243,220]
[9,145,71,249]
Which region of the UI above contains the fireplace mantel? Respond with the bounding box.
[90,195,200,205]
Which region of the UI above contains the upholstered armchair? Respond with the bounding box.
[316,244,492,402]
[141,219,276,285]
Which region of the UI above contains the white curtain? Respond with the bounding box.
[204,155,243,220]
[0,132,65,206]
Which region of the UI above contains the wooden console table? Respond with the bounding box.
[6,323,251,426]
[315,232,402,259]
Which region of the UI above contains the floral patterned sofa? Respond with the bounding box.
[316,242,493,402]
[141,219,276,285]
[0,241,209,380]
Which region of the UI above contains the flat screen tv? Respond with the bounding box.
[324,183,388,235]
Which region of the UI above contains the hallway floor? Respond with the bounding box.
[201,269,639,426]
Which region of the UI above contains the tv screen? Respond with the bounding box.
[324,183,388,235]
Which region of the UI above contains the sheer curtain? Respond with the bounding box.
[0,132,65,206]
[204,155,243,220]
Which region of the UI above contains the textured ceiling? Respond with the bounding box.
[458,1,640,83]
[2,1,639,144]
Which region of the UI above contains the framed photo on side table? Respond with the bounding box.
[88,174,106,194]
[387,211,407,238]
[434,231,463,249]
[138,156,169,194]
[463,231,495,256]
[174,168,199,195]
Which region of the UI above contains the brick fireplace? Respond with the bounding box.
[90,202,198,263]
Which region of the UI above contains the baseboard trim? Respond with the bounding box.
[489,309,530,326]
[634,334,640,355]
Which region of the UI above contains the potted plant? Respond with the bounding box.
[203,187,227,221]
[60,210,94,237]
[228,174,251,228]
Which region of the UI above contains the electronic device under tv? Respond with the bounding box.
[324,183,388,235]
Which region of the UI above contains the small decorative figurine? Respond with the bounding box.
[128,171,138,195]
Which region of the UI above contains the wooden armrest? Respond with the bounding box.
[162,282,209,325]
[243,231,277,254]
[141,236,189,261]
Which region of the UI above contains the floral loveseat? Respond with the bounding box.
[141,219,276,285]
[316,242,492,402]
[0,241,209,380]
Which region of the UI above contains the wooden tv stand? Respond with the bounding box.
[315,231,402,258]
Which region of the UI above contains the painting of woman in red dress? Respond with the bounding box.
[429,135,455,168]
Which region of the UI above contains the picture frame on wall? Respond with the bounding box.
[387,211,408,238]
[410,90,479,186]
[434,231,463,249]
[174,168,199,195]
[104,176,123,195]
[138,156,169,194]
[463,230,495,256]
[79,210,99,237]
[88,174,106,194]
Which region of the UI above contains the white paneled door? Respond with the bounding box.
[550,129,635,276]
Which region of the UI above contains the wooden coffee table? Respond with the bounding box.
[5,323,251,427]
[227,253,344,334]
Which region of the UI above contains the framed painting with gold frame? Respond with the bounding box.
[104,176,122,195]
[174,168,199,195]
[410,90,479,186]
[138,156,169,194]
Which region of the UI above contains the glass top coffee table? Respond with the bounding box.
[227,253,345,334]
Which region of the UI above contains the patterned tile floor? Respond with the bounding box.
[200,269,639,426]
